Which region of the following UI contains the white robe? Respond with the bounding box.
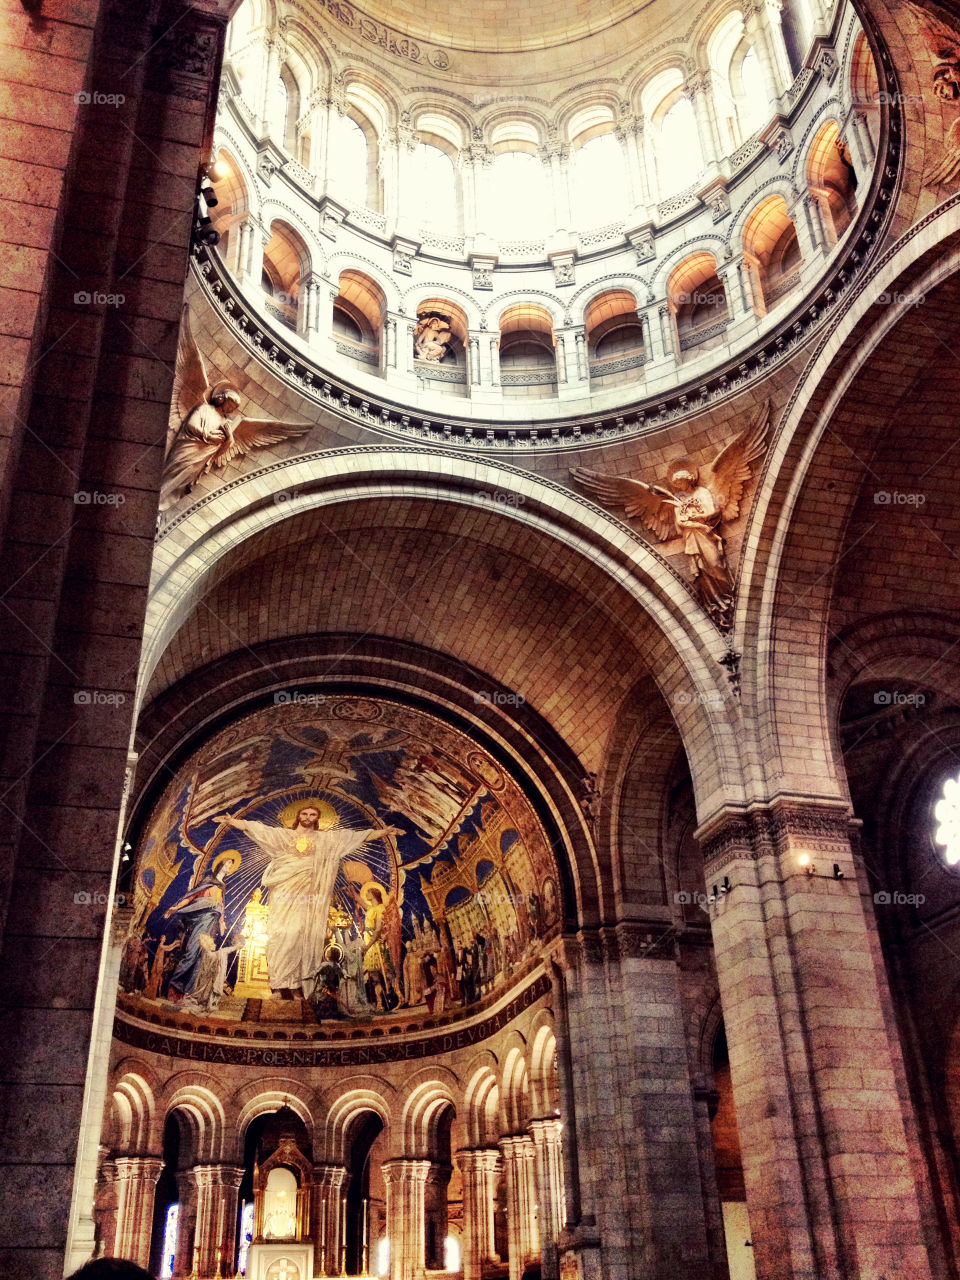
[232,818,381,996]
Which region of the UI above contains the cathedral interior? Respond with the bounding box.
[4,0,960,1278]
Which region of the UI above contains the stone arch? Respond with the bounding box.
[159,1077,228,1163]
[140,451,746,828]
[111,1061,160,1154]
[399,1071,460,1159]
[499,1036,530,1134]
[322,1080,395,1164]
[234,1080,318,1160]
[528,1017,560,1118]
[463,1055,501,1148]
[736,199,960,809]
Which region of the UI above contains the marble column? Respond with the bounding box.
[457,1148,501,1280]
[698,799,935,1280]
[113,1155,164,1267]
[192,1164,244,1277]
[528,1119,563,1280]
[382,1158,430,1280]
[310,1164,348,1276]
[498,1136,538,1280]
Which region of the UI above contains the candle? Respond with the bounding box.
[321,1198,327,1274]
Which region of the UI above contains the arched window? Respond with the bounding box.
[935,771,960,865]
[655,94,702,198]
[488,151,551,242]
[329,113,369,207]
[272,75,288,143]
[571,132,629,228]
[411,142,459,231]
[732,45,768,136]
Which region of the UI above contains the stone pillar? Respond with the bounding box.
[555,325,587,398]
[382,1159,430,1280]
[113,1156,164,1268]
[424,1163,452,1270]
[744,0,793,106]
[528,1119,563,1280]
[499,1136,539,1280]
[717,258,749,319]
[553,929,716,1280]
[192,1164,244,1277]
[539,142,571,233]
[615,117,649,210]
[173,1171,198,1278]
[311,1164,348,1276]
[685,74,721,169]
[301,273,323,336]
[457,1148,500,1280]
[697,799,936,1280]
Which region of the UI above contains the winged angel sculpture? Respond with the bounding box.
[570,403,769,628]
[905,2,960,186]
[161,305,310,511]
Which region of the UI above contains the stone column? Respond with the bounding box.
[382,1159,430,1280]
[311,1164,348,1276]
[113,1156,164,1268]
[685,75,721,170]
[744,0,793,106]
[528,1119,563,1280]
[192,1164,244,1277]
[539,142,571,233]
[173,1170,198,1278]
[424,1163,452,1270]
[717,258,749,319]
[697,799,935,1280]
[457,1148,500,1280]
[499,1136,539,1280]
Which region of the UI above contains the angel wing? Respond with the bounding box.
[905,1,960,63]
[704,402,770,522]
[209,414,311,469]
[570,466,678,542]
[168,305,211,449]
[926,118,960,185]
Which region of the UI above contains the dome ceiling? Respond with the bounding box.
[325,0,660,57]
[118,696,561,1045]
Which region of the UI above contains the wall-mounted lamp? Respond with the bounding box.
[797,852,816,876]
[833,863,845,880]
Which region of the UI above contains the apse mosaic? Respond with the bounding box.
[120,697,561,1024]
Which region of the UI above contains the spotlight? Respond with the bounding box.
[211,158,230,179]
[833,863,845,880]
[797,852,816,876]
[201,186,219,207]
[719,876,731,894]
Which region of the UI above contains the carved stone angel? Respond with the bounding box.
[413,314,452,362]
[161,305,310,511]
[906,2,960,184]
[570,403,769,627]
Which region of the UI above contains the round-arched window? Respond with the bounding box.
[488,151,551,242]
[411,142,459,231]
[330,114,369,207]
[934,772,960,865]
[571,133,629,228]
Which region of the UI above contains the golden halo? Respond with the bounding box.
[279,797,338,830]
[213,848,242,873]
[361,881,390,906]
